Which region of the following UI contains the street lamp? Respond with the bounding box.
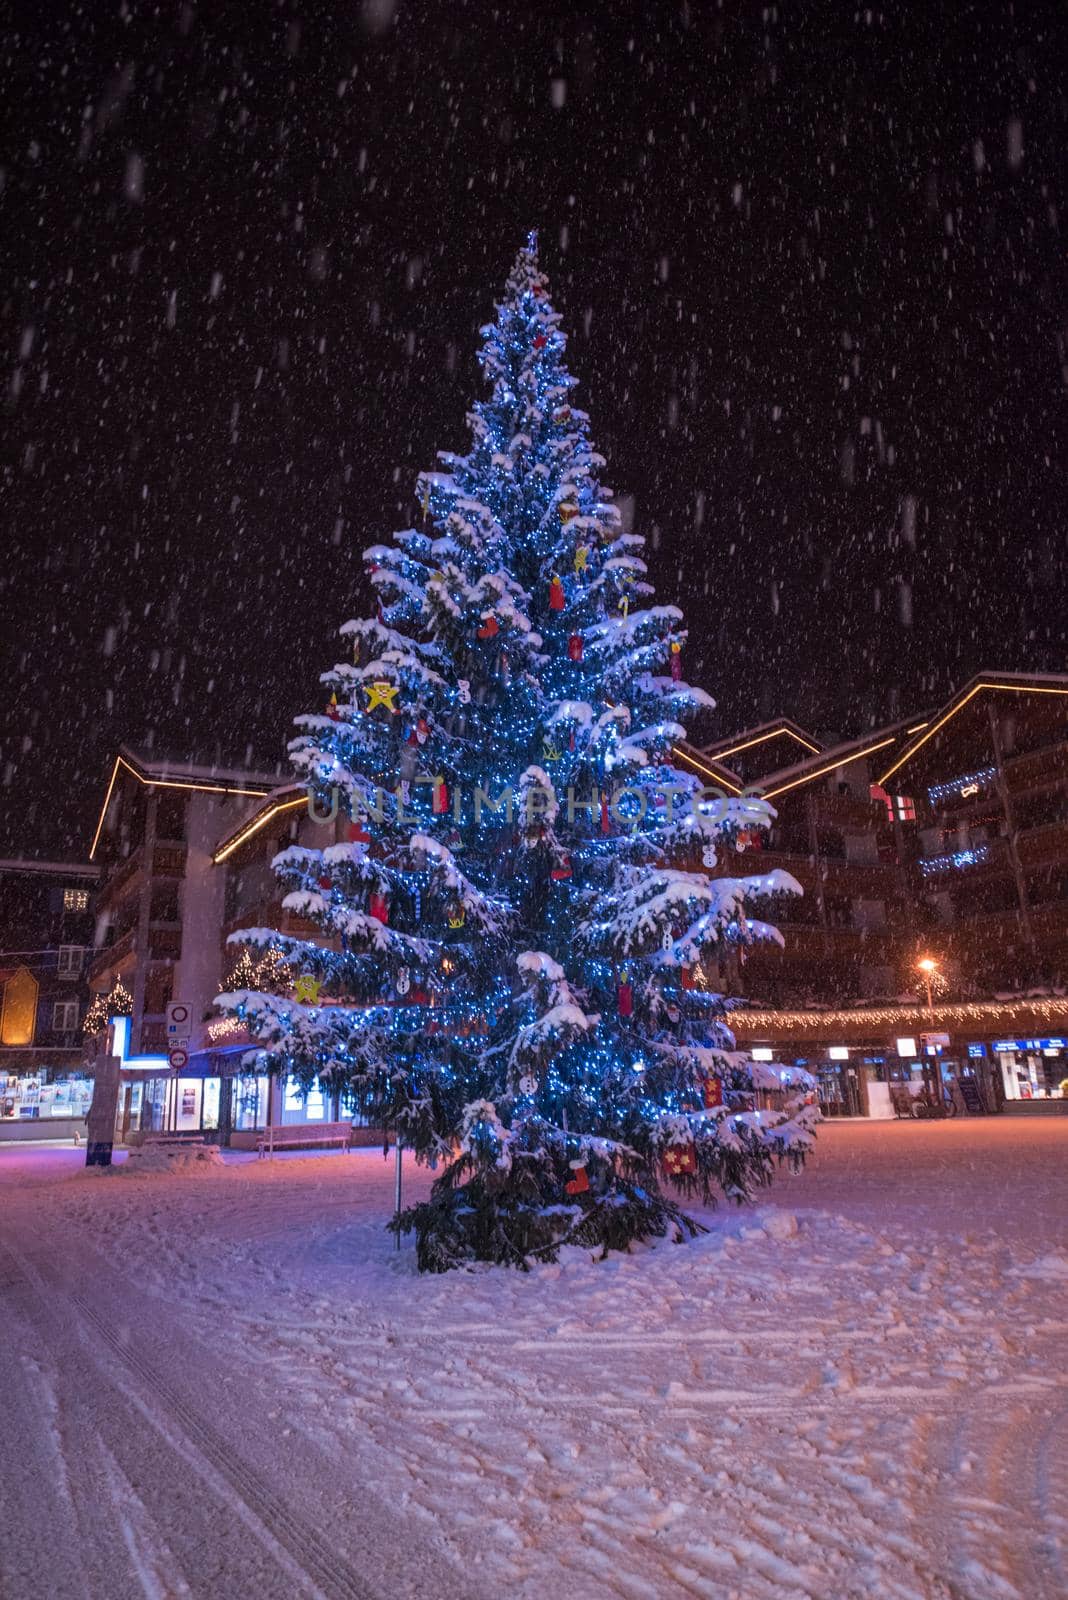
[916,956,940,1011]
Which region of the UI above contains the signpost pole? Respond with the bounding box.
[394,1138,403,1250]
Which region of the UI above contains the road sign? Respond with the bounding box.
[166,1001,192,1041]
[168,1046,189,1071]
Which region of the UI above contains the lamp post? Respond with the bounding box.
[917,956,939,1013]
[916,956,942,1110]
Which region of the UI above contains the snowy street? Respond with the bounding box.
[2,1120,1066,1600]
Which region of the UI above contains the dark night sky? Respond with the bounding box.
[3,1,1066,859]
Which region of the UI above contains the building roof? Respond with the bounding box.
[90,747,280,859]
[117,746,283,788]
[748,711,932,800]
[697,718,823,783]
[211,782,307,864]
[0,859,99,879]
[877,670,1068,787]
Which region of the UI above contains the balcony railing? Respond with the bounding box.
[88,927,135,977]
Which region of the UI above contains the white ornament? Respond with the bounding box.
[457,678,471,705]
[661,929,673,951]
[519,1075,538,1096]
[396,968,411,996]
[702,844,717,868]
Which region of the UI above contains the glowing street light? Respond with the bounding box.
[917,956,940,1011]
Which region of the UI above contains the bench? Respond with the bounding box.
[141,1135,206,1148]
[256,1121,353,1158]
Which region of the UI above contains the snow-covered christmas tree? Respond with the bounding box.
[222,234,815,1271]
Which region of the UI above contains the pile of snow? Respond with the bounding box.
[122,1143,225,1176]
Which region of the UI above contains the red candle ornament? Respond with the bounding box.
[433,775,449,814]
[549,574,566,611]
[670,641,682,681]
[600,791,611,835]
[568,632,583,662]
[618,973,633,1017]
[368,893,388,924]
[326,692,340,720]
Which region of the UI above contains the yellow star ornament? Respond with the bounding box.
[364,680,399,714]
[294,975,322,1005]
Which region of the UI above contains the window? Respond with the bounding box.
[893,795,916,823]
[56,945,84,979]
[52,1000,79,1032]
[63,887,89,912]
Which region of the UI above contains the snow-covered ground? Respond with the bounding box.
[2,1119,1066,1600]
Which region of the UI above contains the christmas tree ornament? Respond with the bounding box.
[421,485,430,520]
[665,1002,681,1024]
[565,1161,590,1195]
[670,640,682,681]
[293,974,322,1005]
[542,735,561,762]
[326,692,340,720]
[368,892,389,924]
[661,929,673,951]
[550,854,572,880]
[573,544,589,576]
[618,971,634,1017]
[365,680,399,714]
[703,1075,724,1109]
[415,716,430,744]
[600,792,611,835]
[446,901,466,929]
[477,613,499,639]
[553,404,571,422]
[457,678,471,704]
[559,502,578,524]
[680,965,695,991]
[735,830,749,853]
[702,843,717,868]
[533,333,547,351]
[349,819,370,843]
[497,650,511,685]
[433,775,449,814]
[568,632,583,662]
[518,1074,538,1096]
[549,574,566,611]
[396,968,411,997]
[319,875,332,891]
[662,1144,697,1179]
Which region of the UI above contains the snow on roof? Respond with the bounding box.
[0,858,99,878]
[120,745,281,788]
